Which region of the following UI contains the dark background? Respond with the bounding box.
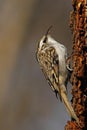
[0,0,73,130]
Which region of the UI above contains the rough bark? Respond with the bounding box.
[65,0,87,129]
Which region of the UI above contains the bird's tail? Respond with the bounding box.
[60,87,79,125]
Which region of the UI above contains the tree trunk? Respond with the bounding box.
[65,0,87,129]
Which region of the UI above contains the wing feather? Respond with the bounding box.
[37,46,62,99]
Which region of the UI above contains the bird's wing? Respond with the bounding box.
[37,46,62,99]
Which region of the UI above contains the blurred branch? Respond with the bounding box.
[65,0,87,129]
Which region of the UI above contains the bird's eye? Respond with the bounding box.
[43,36,47,43]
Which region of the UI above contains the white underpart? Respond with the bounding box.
[47,35,67,75]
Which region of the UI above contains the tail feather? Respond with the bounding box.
[60,89,79,125]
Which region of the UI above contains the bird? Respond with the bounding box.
[36,27,79,124]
